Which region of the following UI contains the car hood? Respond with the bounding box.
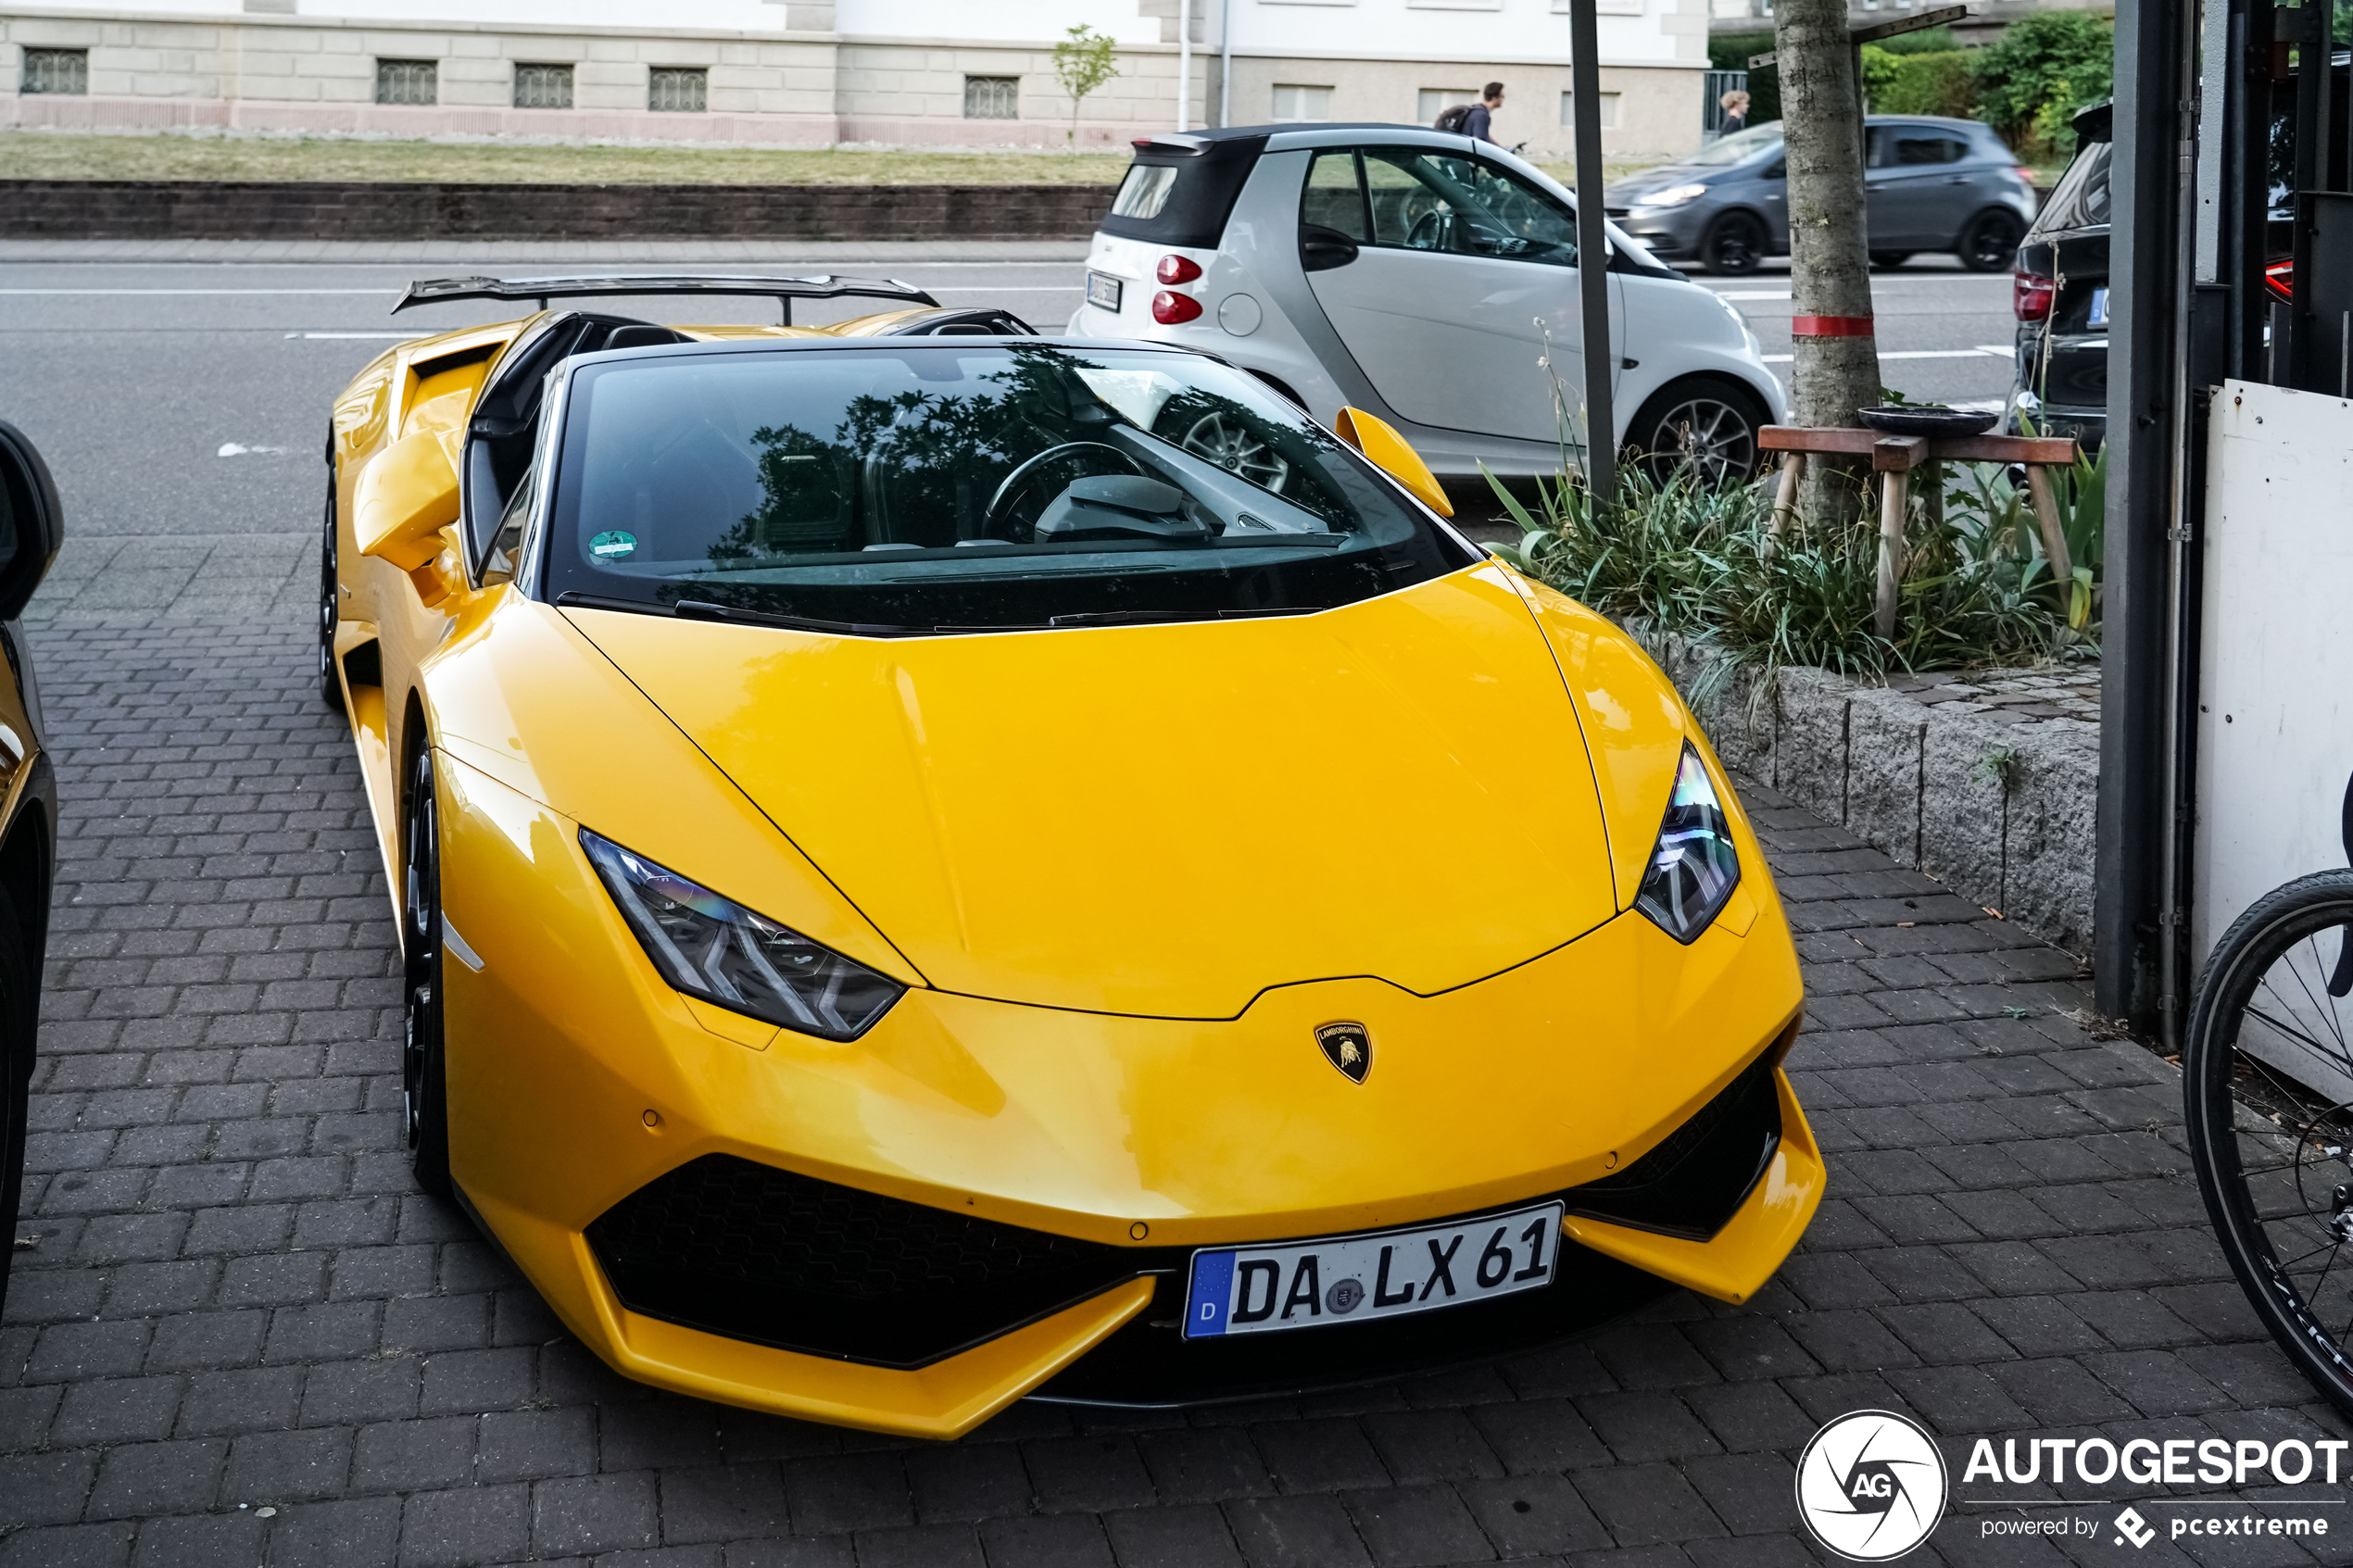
[565,564,1622,1019]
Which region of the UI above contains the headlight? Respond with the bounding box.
[1642,182,1709,208]
[1634,746,1741,944]
[582,829,903,1040]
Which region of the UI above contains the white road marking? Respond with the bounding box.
[217,443,287,457]
[1760,347,2011,363]
[1716,290,1792,300]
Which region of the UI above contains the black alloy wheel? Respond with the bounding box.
[1869,251,1914,269]
[318,468,344,714]
[0,886,33,1321]
[1957,210,2026,273]
[1623,378,1767,488]
[2184,869,2353,1421]
[1700,212,1767,276]
[402,746,453,1198]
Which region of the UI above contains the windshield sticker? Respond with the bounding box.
[590,531,637,561]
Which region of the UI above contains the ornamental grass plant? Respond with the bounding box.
[1484,448,2105,696]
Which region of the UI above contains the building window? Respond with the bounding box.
[19,47,88,95]
[1560,90,1620,129]
[1270,83,1333,121]
[1417,88,1475,123]
[648,67,708,112]
[375,59,437,107]
[513,63,574,110]
[963,76,1019,119]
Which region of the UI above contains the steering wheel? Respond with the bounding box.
[980,442,1146,536]
[1405,209,1450,251]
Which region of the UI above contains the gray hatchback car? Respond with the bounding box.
[1604,117,2039,275]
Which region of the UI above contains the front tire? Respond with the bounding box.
[2185,870,2353,1422]
[402,746,453,1199]
[1621,376,1768,488]
[0,886,35,1322]
[1869,250,1914,269]
[1700,212,1767,276]
[319,470,344,715]
[1957,210,2025,273]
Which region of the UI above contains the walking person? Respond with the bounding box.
[1718,88,1750,136]
[1464,82,1505,144]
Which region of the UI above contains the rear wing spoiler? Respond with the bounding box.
[394,273,941,325]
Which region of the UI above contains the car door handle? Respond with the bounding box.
[1299,225,1361,271]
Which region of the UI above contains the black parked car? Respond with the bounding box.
[0,422,63,1320]
[2007,103,2112,448]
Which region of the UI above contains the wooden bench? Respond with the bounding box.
[1759,425,2082,638]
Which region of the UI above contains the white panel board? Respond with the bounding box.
[2194,379,2353,1101]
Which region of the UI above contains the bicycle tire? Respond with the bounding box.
[2183,867,2353,1421]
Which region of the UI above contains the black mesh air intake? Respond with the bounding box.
[1561,1050,1783,1240]
[585,1154,1155,1368]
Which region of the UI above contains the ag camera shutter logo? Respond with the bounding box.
[1795,1411,1948,1561]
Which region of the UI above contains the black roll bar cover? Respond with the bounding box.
[392,273,942,325]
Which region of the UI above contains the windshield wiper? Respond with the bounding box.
[673,599,921,637]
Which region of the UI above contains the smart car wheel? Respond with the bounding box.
[1624,377,1768,487]
[1958,210,2025,273]
[1700,212,1767,276]
[402,745,453,1199]
[1167,408,1291,494]
[318,470,343,715]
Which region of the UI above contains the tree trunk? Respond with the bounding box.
[1772,0,1881,523]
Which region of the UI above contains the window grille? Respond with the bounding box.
[513,63,574,110]
[649,67,708,113]
[963,76,1018,119]
[20,48,88,96]
[375,58,437,107]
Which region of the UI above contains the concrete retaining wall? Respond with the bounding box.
[1646,633,2101,955]
[0,179,1113,240]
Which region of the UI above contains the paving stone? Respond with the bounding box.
[11,619,2334,1562]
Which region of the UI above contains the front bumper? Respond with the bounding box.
[433,750,1819,1437]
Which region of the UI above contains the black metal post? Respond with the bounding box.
[2288,0,2334,386]
[2096,0,2193,1030]
[1568,0,1616,504]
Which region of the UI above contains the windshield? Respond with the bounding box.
[1682,122,1785,168]
[540,344,1473,631]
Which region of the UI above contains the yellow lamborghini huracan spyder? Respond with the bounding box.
[321,274,1820,1438]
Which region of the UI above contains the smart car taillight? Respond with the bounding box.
[1151,290,1203,324]
[1156,254,1203,284]
[2266,257,2296,304]
[2013,269,2055,321]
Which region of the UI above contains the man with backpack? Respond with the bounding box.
[1436,83,1504,142]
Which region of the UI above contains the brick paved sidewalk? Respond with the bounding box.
[3,619,2345,1568]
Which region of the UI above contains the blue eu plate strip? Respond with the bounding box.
[1187,1251,1234,1337]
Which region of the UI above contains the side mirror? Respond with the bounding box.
[355,430,462,571]
[0,422,63,621]
[1332,407,1453,518]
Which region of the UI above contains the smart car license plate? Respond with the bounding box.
[1183,1201,1564,1338]
[1087,270,1124,311]
[2087,286,2109,327]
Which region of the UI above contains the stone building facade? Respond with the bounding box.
[0,0,1712,158]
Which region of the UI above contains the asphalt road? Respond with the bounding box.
[0,249,2017,544]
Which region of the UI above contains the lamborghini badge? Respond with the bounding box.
[1315,1022,1372,1084]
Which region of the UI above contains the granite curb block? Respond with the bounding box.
[0,181,1115,244]
[1643,631,2098,954]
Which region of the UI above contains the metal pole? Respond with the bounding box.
[1219,0,1233,128]
[1177,0,1192,132]
[2095,0,2191,1030]
[1568,0,1616,504]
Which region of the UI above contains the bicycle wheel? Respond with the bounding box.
[2184,868,2353,1419]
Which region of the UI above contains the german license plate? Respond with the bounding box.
[1087,270,1124,311]
[1183,1201,1564,1338]
[2087,286,2108,327]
